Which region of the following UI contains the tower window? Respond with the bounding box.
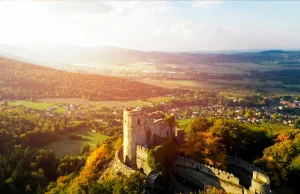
[137,118,140,125]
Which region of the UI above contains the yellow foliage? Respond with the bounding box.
[180,132,227,170]
[113,137,123,150]
[57,176,68,186]
[276,134,290,142]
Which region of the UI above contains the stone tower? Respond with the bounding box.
[123,107,146,166]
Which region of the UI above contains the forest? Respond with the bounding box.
[0,57,168,101]
[180,117,300,192]
[0,104,125,193]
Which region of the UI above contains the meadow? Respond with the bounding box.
[3,96,174,113]
[7,100,54,110]
[37,96,173,107]
[141,79,225,89]
[146,96,173,103]
[94,100,150,107]
[177,118,193,129]
[4,100,67,113]
[37,98,95,105]
[43,131,109,157]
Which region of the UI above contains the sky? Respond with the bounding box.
[0,1,300,52]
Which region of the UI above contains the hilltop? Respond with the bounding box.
[0,57,168,100]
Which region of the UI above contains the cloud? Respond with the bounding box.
[171,23,194,36]
[153,29,163,36]
[106,1,171,19]
[42,1,115,15]
[192,1,224,8]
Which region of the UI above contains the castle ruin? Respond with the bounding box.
[109,107,271,194]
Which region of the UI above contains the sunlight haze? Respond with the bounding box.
[1,1,300,51]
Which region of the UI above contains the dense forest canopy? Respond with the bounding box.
[0,57,168,101]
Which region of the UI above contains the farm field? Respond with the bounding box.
[5,98,160,110]
[141,79,225,89]
[110,62,157,72]
[146,96,173,103]
[194,63,300,72]
[38,97,151,107]
[37,98,95,105]
[54,106,66,113]
[193,64,246,74]
[43,131,109,157]
[177,119,193,130]
[7,100,54,110]
[94,100,150,108]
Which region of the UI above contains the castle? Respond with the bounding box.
[109,107,271,194]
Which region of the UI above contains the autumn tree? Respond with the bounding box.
[185,117,212,138]
[180,132,227,170]
[209,119,271,162]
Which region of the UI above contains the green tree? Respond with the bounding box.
[80,144,90,155]
[3,99,8,106]
[294,119,300,128]
[186,117,212,137]
[147,139,176,175]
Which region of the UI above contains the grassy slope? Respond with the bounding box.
[43,131,109,157]
[177,119,193,130]
[0,56,167,101]
[3,96,173,111]
[8,100,54,110]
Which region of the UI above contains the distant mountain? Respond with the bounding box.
[0,43,299,67]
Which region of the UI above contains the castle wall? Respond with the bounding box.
[249,172,271,194]
[146,121,174,146]
[136,145,152,175]
[172,157,244,194]
[227,156,266,175]
[175,128,185,145]
[227,156,271,194]
[113,146,136,176]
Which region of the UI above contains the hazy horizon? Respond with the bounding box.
[1,1,300,52]
[1,41,299,54]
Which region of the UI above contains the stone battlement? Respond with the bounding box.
[175,157,239,185]
[115,145,136,176]
[136,145,151,153]
[227,156,267,175]
[252,171,270,184]
[136,145,152,174]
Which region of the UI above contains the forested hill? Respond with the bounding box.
[0,57,167,100]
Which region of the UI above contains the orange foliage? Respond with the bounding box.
[57,176,68,186]
[113,137,123,150]
[202,185,227,194]
[180,132,227,170]
[67,144,110,192]
[276,134,290,142]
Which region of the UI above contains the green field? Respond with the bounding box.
[54,106,66,113]
[177,119,193,129]
[7,100,54,110]
[37,97,151,108]
[43,131,109,157]
[108,62,157,72]
[37,98,95,105]
[141,79,224,89]
[4,100,67,113]
[146,96,173,103]
[95,100,150,108]
[5,96,174,111]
